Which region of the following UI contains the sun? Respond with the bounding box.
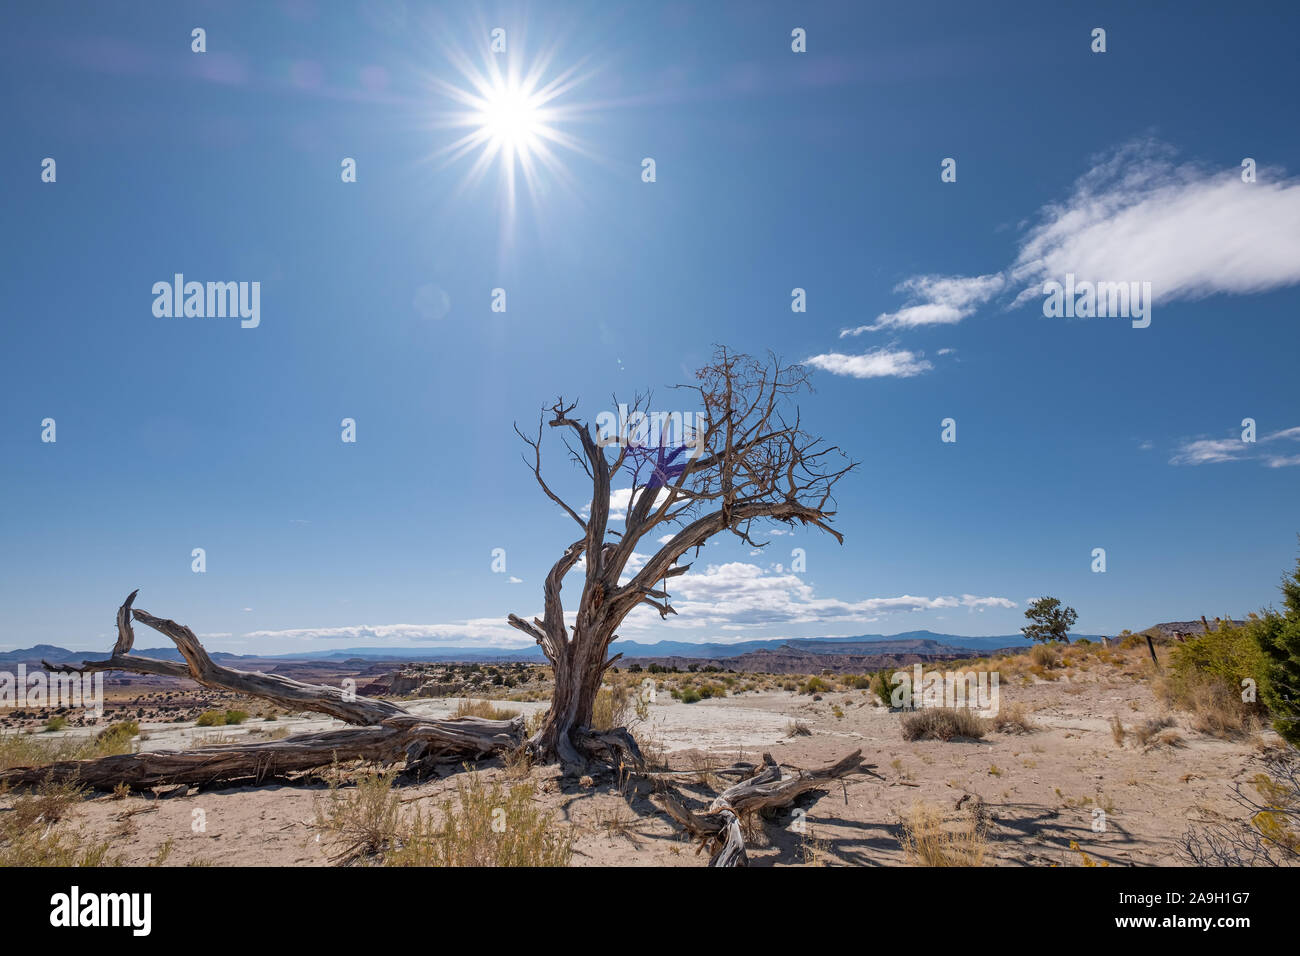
[427,42,595,234]
[477,80,545,153]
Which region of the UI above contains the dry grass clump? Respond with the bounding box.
[1130,715,1185,750]
[389,773,572,867]
[314,765,572,867]
[453,698,521,721]
[1110,715,1126,745]
[786,720,812,737]
[989,702,1035,734]
[899,801,987,866]
[1030,643,1061,669]
[900,707,989,741]
[1156,673,1260,739]
[0,774,119,867]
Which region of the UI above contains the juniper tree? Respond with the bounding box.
[1252,550,1300,747]
[1022,596,1078,644]
[508,346,855,767]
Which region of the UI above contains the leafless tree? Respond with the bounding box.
[508,346,856,767]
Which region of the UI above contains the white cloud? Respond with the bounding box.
[508,576,522,584]
[238,568,1018,651]
[1170,424,1300,467]
[240,619,525,647]
[868,141,1300,329]
[804,347,933,379]
[1169,438,1248,465]
[616,561,1015,631]
[584,486,670,521]
[842,274,1004,335]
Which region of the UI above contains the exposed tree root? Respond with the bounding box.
[652,749,877,866]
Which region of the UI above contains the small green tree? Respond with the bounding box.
[1022,597,1077,644]
[1251,550,1300,747]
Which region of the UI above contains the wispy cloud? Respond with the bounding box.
[804,347,933,379]
[1170,425,1300,466]
[857,140,1300,330]
[842,274,1004,335]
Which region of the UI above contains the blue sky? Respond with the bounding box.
[2,1,1298,654]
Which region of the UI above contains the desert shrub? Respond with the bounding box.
[786,720,812,737]
[1170,620,1267,691]
[388,774,572,867]
[453,699,520,721]
[314,769,402,864]
[990,702,1035,734]
[591,684,630,731]
[1030,644,1061,669]
[0,772,120,867]
[1250,553,1300,747]
[872,668,897,708]
[1160,619,1268,737]
[0,733,101,771]
[223,710,249,725]
[900,707,988,741]
[43,716,67,733]
[1132,714,1174,746]
[195,710,224,727]
[678,687,701,704]
[697,682,726,700]
[1110,715,1126,745]
[93,721,139,755]
[524,708,548,736]
[899,802,986,866]
[800,676,831,695]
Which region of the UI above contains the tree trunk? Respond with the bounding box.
[531,624,600,763]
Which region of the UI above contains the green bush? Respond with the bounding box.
[872,668,896,708]
[94,721,139,753]
[1251,552,1300,747]
[800,676,831,695]
[1169,619,1268,696]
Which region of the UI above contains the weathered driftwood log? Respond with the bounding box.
[0,717,523,789]
[654,749,874,867]
[4,591,525,790]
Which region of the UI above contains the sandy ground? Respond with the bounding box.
[9,661,1284,867]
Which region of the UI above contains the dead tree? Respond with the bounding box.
[0,590,523,790]
[509,347,856,768]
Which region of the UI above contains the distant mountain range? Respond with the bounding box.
[0,630,1111,667]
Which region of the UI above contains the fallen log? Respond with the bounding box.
[0,717,524,789]
[5,591,524,790]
